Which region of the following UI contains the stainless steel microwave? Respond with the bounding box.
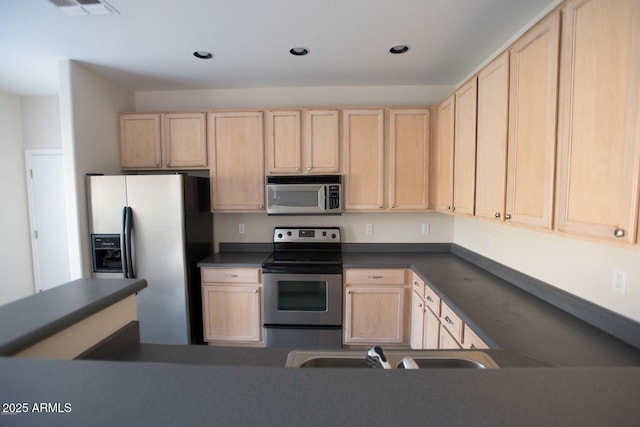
[266,175,342,215]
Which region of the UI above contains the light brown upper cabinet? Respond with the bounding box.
[556,0,640,243]
[342,109,385,210]
[453,78,478,216]
[208,111,265,212]
[433,95,455,213]
[475,53,509,222]
[388,109,430,210]
[265,109,340,175]
[305,110,341,173]
[505,11,560,229]
[120,112,207,170]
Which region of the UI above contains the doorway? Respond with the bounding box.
[25,149,71,292]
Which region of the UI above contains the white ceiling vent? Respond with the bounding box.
[48,0,118,16]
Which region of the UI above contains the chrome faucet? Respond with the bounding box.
[366,346,392,369]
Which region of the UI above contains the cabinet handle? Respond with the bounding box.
[426,296,434,303]
[368,275,383,279]
[391,204,395,208]
[447,206,451,210]
[347,290,352,295]
[414,281,420,287]
[422,308,426,313]
[155,161,160,167]
[224,274,238,278]
[259,204,264,209]
[614,228,625,238]
[494,212,501,218]
[378,205,383,209]
[418,303,423,308]
[307,167,312,171]
[505,214,512,220]
[470,343,476,350]
[295,167,300,171]
[451,207,456,212]
[444,316,454,325]
[166,161,171,166]
[253,289,258,293]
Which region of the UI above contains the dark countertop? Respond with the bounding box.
[198,251,271,267]
[198,248,640,367]
[2,356,639,427]
[0,278,147,356]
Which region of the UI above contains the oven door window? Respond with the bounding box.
[277,281,327,312]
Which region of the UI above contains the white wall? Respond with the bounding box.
[214,212,453,250]
[135,85,454,111]
[59,60,135,278]
[21,96,61,149]
[0,91,34,305]
[454,216,640,323]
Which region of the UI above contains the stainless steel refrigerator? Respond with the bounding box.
[86,174,212,345]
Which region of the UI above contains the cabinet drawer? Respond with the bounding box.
[411,274,425,299]
[423,284,441,316]
[345,269,406,285]
[202,268,261,284]
[463,324,489,350]
[440,302,463,344]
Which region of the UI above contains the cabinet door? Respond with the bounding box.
[410,290,425,349]
[202,284,261,342]
[208,112,265,211]
[344,286,404,344]
[434,95,455,213]
[506,12,560,229]
[342,110,385,210]
[475,53,509,222]
[120,113,162,169]
[388,109,430,210]
[424,307,441,349]
[265,110,302,174]
[439,324,462,349]
[556,0,640,243]
[453,78,478,216]
[305,110,340,174]
[163,113,207,169]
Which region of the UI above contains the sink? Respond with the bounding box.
[285,350,500,369]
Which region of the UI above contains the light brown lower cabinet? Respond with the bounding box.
[439,324,462,349]
[410,290,441,350]
[201,268,263,346]
[343,269,409,345]
[463,324,489,350]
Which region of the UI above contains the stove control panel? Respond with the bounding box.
[273,227,341,243]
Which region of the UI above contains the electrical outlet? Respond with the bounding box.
[365,224,373,235]
[238,224,245,234]
[612,270,627,294]
[421,224,430,234]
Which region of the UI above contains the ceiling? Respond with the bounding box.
[0,0,557,96]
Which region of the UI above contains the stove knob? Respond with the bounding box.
[287,231,292,236]
[277,233,283,239]
[331,233,336,239]
[322,231,327,236]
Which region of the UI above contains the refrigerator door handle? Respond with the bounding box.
[124,206,136,278]
[121,207,129,277]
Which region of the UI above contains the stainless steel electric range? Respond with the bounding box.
[261,227,343,349]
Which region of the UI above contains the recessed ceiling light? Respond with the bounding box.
[389,45,410,54]
[193,51,214,59]
[289,47,309,56]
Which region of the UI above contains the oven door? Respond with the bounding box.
[263,273,342,326]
